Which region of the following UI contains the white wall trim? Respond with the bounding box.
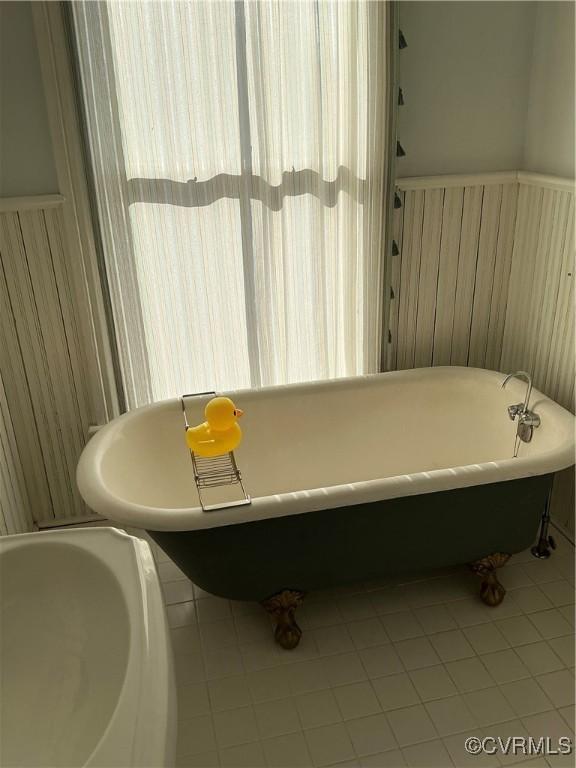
[517,172,575,193]
[397,171,575,192]
[0,194,65,213]
[396,172,518,190]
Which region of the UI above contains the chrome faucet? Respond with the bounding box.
[501,371,541,446]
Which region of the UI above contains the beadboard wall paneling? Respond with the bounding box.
[392,177,518,371]
[478,184,519,371]
[501,182,575,412]
[392,173,574,409]
[0,372,34,534]
[430,187,463,366]
[0,198,92,528]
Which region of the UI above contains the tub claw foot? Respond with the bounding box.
[470,553,511,606]
[261,590,305,649]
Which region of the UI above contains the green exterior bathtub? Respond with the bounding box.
[149,473,552,602]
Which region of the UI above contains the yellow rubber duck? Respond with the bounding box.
[185,396,244,458]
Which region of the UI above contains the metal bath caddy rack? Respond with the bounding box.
[180,392,251,512]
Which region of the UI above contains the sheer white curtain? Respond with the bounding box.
[72,1,390,409]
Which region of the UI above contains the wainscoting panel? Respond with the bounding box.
[393,173,573,407]
[479,184,519,371]
[0,373,34,535]
[0,197,91,528]
[501,181,575,412]
[431,187,464,366]
[414,188,443,368]
[393,175,518,372]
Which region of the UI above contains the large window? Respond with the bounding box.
[72,0,390,408]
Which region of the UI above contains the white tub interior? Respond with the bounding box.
[97,367,574,509]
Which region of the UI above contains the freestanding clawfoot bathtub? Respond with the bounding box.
[78,367,575,648]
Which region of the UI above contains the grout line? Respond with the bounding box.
[164,542,574,765]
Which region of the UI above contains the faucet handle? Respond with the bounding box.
[507,403,523,421]
[519,410,541,428]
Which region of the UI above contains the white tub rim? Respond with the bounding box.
[77,367,575,532]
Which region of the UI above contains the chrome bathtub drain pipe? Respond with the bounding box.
[531,487,556,559]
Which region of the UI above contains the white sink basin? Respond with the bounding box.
[0,527,176,767]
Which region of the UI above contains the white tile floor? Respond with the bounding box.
[140,529,575,768]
